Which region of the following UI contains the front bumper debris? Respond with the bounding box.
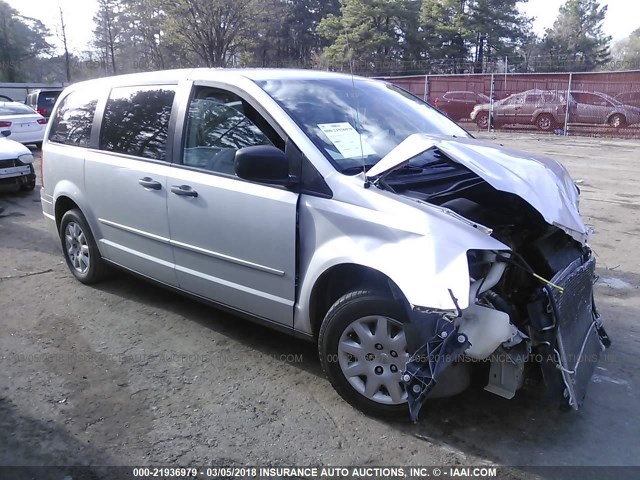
[528,254,610,409]
[402,312,469,423]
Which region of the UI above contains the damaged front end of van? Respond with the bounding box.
[366,134,611,422]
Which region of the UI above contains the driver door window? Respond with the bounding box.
[183,89,279,175]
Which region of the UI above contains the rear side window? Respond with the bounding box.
[48,91,98,146]
[100,85,176,161]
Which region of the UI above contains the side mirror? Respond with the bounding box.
[1,130,10,138]
[235,145,296,186]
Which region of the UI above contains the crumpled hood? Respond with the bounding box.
[367,134,588,244]
[0,136,31,160]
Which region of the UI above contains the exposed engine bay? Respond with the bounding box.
[378,146,611,422]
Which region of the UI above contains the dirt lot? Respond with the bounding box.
[1,133,639,478]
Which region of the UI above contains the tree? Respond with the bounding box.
[0,0,51,82]
[467,0,531,69]
[250,0,340,67]
[418,0,531,73]
[543,0,611,71]
[58,6,71,82]
[119,0,174,71]
[317,0,421,72]
[93,0,124,75]
[612,28,640,70]
[162,0,262,67]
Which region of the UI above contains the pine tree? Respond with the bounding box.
[543,0,611,71]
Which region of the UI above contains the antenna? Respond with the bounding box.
[345,32,367,185]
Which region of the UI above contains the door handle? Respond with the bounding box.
[138,177,162,190]
[171,185,198,197]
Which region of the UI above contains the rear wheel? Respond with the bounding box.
[536,113,556,131]
[318,289,410,418]
[608,114,626,128]
[59,209,109,284]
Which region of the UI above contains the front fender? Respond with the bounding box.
[294,193,508,335]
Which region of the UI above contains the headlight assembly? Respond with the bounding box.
[18,153,34,164]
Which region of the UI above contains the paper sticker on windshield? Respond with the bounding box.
[317,122,376,158]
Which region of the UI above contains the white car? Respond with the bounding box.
[0,130,36,191]
[0,101,47,147]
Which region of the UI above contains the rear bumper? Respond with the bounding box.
[8,130,45,145]
[41,191,58,237]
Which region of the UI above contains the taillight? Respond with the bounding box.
[37,107,47,116]
[0,121,11,127]
[37,118,48,124]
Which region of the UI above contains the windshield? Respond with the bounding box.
[257,77,469,173]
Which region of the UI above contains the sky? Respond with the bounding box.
[5,0,640,55]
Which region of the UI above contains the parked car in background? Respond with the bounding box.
[41,69,608,422]
[25,89,63,119]
[0,130,36,191]
[0,102,47,147]
[614,91,640,108]
[470,89,573,131]
[432,91,490,121]
[570,90,640,128]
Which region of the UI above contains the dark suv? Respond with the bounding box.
[25,89,62,118]
[433,91,490,121]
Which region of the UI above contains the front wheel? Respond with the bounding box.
[318,290,411,418]
[59,209,109,284]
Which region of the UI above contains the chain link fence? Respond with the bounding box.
[378,71,640,139]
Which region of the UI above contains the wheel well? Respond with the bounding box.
[308,264,405,339]
[535,112,554,122]
[54,196,79,231]
[608,113,625,123]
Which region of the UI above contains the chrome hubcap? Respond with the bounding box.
[65,222,90,274]
[338,316,410,405]
[540,117,551,129]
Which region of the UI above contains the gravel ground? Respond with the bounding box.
[1,133,638,479]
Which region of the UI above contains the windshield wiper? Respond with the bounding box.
[387,164,425,176]
[341,163,378,175]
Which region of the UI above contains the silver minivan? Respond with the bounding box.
[41,69,609,421]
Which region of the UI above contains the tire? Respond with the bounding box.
[20,167,36,191]
[318,289,411,418]
[19,181,35,192]
[608,114,626,128]
[475,112,489,129]
[59,209,109,284]
[536,113,556,132]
